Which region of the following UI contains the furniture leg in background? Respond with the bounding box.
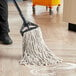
[68,23,76,32]
[32,0,61,15]
[63,0,76,32]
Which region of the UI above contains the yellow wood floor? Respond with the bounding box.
[0,1,76,76]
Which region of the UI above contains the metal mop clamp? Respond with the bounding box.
[13,0,38,36]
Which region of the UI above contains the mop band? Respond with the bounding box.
[20,22,39,36]
[22,26,39,33]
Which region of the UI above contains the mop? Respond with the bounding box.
[13,0,62,66]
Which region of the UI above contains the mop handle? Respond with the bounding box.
[13,0,29,28]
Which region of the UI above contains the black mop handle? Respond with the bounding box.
[13,0,29,28]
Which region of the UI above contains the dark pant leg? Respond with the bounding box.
[0,0,10,33]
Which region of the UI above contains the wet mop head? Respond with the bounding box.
[20,25,62,66]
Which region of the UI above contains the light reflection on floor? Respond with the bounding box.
[28,63,76,76]
[56,63,76,70]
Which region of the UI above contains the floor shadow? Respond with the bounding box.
[0,54,21,60]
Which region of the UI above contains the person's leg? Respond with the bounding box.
[0,0,12,44]
[0,0,9,33]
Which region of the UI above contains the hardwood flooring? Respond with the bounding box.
[0,1,76,76]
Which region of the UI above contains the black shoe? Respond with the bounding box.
[0,33,13,45]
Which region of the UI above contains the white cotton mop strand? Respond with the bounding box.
[19,27,62,66]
